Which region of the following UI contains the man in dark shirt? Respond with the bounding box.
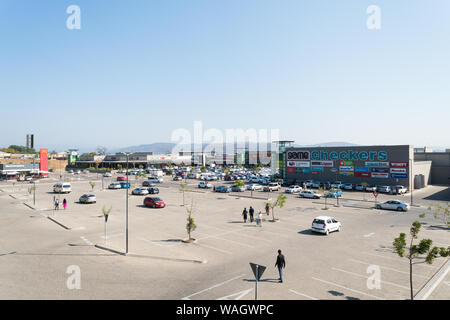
[275,249,286,283]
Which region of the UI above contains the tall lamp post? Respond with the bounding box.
[120,152,131,254]
[409,158,413,206]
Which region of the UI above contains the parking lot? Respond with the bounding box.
[0,171,448,300]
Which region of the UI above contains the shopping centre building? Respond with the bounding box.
[282,145,434,190]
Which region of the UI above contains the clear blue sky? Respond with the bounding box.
[1,0,449,151]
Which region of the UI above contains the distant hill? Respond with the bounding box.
[295,142,359,148]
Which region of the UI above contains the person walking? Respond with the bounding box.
[258,211,263,227]
[55,198,59,210]
[249,206,254,223]
[275,249,286,283]
[242,208,248,223]
[265,203,270,216]
[63,198,67,210]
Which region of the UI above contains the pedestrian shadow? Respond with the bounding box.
[327,290,360,300]
[425,225,449,231]
[228,221,245,224]
[298,229,324,236]
[243,278,280,283]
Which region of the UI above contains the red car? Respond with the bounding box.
[143,197,166,208]
[117,176,126,181]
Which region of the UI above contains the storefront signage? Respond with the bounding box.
[340,171,354,176]
[355,167,370,173]
[390,162,408,167]
[391,173,408,179]
[311,167,323,172]
[287,151,310,161]
[40,148,48,176]
[339,166,354,172]
[339,160,354,166]
[390,168,407,174]
[371,172,389,178]
[365,162,389,168]
[309,150,388,161]
[310,161,334,167]
[355,172,370,177]
[287,161,310,168]
[371,168,389,173]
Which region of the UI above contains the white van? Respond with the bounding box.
[53,182,72,194]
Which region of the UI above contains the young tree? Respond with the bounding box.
[419,203,450,227]
[266,193,287,222]
[89,181,96,192]
[185,199,197,242]
[234,180,245,187]
[393,221,450,300]
[318,187,328,210]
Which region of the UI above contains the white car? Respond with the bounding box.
[247,184,263,191]
[365,185,377,192]
[53,183,72,193]
[376,200,410,212]
[264,182,281,192]
[198,181,212,189]
[304,180,314,188]
[355,184,365,191]
[377,186,391,193]
[311,216,341,235]
[285,185,302,194]
[299,190,320,199]
[82,169,90,174]
[143,179,160,185]
[108,183,122,189]
[132,188,149,196]
[392,185,408,194]
[311,181,321,189]
[331,181,344,189]
[342,183,354,190]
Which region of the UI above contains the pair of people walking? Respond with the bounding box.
[54,198,67,210]
[242,207,263,226]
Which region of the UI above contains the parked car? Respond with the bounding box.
[143,197,166,208]
[103,172,112,177]
[311,181,321,189]
[82,169,90,174]
[142,180,157,187]
[311,216,341,235]
[365,185,377,192]
[108,182,122,190]
[117,176,126,181]
[285,185,302,194]
[331,181,344,189]
[198,181,213,189]
[120,182,131,189]
[375,200,410,212]
[79,194,96,204]
[326,189,343,198]
[147,187,159,194]
[173,176,183,181]
[215,185,231,193]
[392,185,408,194]
[343,183,354,191]
[53,182,72,194]
[30,179,39,184]
[132,188,149,196]
[247,184,263,191]
[146,178,161,184]
[299,190,321,199]
[355,184,365,191]
[377,185,391,193]
[231,185,245,192]
[304,180,314,188]
[264,182,281,192]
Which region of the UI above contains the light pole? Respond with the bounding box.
[409,158,413,206]
[121,152,131,254]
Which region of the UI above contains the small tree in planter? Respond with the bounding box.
[185,199,197,242]
[319,187,329,210]
[419,203,450,228]
[89,181,96,192]
[393,221,450,300]
[267,193,287,222]
[102,205,113,245]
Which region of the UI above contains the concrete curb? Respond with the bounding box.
[47,216,72,230]
[414,258,450,300]
[23,202,36,210]
[94,244,206,264]
[228,194,269,200]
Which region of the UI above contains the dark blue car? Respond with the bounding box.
[120,182,131,189]
[215,185,231,193]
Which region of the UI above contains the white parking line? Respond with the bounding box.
[364,233,375,238]
[196,243,233,255]
[181,274,246,300]
[349,259,428,279]
[80,236,94,246]
[139,237,180,248]
[196,232,255,248]
[331,267,409,290]
[101,233,124,240]
[289,289,319,300]
[216,288,253,300]
[312,277,385,300]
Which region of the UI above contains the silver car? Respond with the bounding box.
[79,194,96,204]
[376,200,410,212]
[132,188,149,196]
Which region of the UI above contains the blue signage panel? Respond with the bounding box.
[311,167,323,172]
[355,167,370,173]
[391,173,408,179]
[372,168,389,173]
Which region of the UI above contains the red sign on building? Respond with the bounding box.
[40,148,49,176]
[355,172,370,178]
[287,167,295,174]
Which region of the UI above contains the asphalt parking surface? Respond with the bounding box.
[0,173,448,299]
